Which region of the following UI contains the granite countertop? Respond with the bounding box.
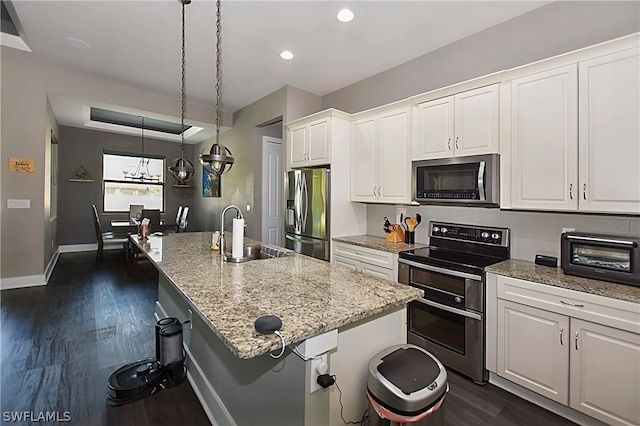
[486,259,640,304]
[333,235,429,253]
[131,232,422,360]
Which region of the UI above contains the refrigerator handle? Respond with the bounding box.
[301,173,308,232]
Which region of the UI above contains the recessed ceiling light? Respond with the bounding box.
[337,9,354,23]
[65,37,91,50]
[280,50,294,60]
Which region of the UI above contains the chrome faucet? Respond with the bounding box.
[219,205,244,258]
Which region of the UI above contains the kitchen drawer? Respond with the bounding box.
[496,275,640,334]
[333,242,395,269]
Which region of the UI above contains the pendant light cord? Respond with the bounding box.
[215,0,221,145]
[180,0,187,157]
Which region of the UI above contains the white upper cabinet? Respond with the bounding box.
[508,65,579,211]
[502,36,640,214]
[351,107,411,204]
[288,117,329,168]
[285,109,351,170]
[578,48,640,214]
[413,84,499,160]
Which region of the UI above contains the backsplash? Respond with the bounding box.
[366,204,640,262]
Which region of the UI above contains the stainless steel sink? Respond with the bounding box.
[223,244,291,263]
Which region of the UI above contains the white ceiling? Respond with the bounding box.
[6,0,550,143]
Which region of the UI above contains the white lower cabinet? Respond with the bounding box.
[492,274,640,426]
[569,319,640,426]
[498,300,569,404]
[332,242,397,282]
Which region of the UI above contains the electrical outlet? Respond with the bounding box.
[309,354,328,393]
[562,227,575,234]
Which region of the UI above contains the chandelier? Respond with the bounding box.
[169,0,196,187]
[123,117,160,183]
[199,0,234,176]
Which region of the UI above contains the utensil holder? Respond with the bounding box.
[405,231,415,245]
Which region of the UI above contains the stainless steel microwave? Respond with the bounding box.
[412,154,500,207]
[561,231,640,287]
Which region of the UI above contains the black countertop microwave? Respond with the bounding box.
[412,154,500,207]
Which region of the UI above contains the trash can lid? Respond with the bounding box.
[367,344,448,415]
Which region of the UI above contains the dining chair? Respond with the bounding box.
[141,209,162,233]
[92,204,129,263]
[129,204,144,222]
[177,206,189,233]
[174,205,183,232]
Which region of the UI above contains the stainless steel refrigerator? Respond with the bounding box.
[284,168,330,261]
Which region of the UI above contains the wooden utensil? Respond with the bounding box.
[406,217,418,232]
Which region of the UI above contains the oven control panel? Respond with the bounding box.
[430,222,509,247]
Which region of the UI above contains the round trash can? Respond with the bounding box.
[367,344,448,426]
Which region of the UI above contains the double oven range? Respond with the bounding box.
[399,222,510,384]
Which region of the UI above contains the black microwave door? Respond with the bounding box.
[417,162,482,200]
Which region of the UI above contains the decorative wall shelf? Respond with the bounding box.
[69,163,94,182]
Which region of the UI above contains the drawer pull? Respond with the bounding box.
[355,251,363,256]
[560,300,584,308]
[560,327,564,346]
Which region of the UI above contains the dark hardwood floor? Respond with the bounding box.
[1,250,577,426]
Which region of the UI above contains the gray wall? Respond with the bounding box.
[322,1,640,113]
[58,125,195,245]
[1,45,218,280]
[194,87,288,237]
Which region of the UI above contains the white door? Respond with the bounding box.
[454,84,499,157]
[509,65,578,211]
[350,117,378,202]
[570,318,640,426]
[379,108,411,203]
[261,136,283,247]
[497,300,569,404]
[413,97,454,160]
[578,48,640,214]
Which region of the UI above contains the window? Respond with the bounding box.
[103,152,165,212]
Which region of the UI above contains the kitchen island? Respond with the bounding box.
[131,232,422,425]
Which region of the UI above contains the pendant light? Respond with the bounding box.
[124,117,158,182]
[199,0,234,176]
[169,0,196,187]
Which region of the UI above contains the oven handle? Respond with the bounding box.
[416,298,482,321]
[565,234,637,247]
[398,258,482,281]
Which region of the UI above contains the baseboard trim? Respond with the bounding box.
[0,274,46,290]
[59,244,98,253]
[0,250,61,291]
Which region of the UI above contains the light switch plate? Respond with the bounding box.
[7,199,30,209]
